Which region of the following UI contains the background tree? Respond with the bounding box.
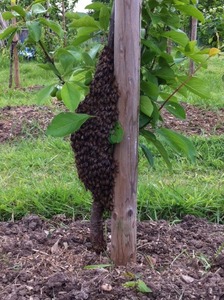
[8,0,20,88]
[198,0,224,48]
[189,0,199,75]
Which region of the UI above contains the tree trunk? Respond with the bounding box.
[167,38,172,54]
[9,0,20,88]
[111,0,141,266]
[13,38,20,88]
[189,1,198,75]
[9,42,14,88]
[61,0,67,47]
[0,13,8,47]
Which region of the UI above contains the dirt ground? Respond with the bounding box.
[0,102,224,143]
[0,215,223,300]
[1,103,224,299]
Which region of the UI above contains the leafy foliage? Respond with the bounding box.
[198,3,224,48]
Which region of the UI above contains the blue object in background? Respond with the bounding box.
[19,47,35,60]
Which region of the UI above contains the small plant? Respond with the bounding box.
[123,279,152,294]
[84,264,112,270]
[214,242,224,259]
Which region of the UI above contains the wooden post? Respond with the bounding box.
[13,36,20,88]
[189,0,198,75]
[9,0,20,88]
[111,0,141,265]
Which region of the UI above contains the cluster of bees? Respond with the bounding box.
[71,46,119,211]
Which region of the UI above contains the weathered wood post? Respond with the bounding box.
[189,0,198,75]
[9,0,20,89]
[111,0,141,265]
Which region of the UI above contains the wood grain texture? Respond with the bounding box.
[111,0,141,265]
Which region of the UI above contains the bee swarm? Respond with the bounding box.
[71,46,119,211]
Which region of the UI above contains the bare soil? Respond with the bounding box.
[0,102,224,143]
[0,215,224,300]
[0,103,224,299]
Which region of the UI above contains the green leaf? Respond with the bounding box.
[109,122,124,144]
[82,52,94,66]
[0,26,17,40]
[85,2,105,11]
[141,81,159,101]
[164,101,186,119]
[139,112,151,129]
[123,281,137,288]
[137,280,152,293]
[70,16,100,28]
[153,66,175,82]
[26,21,41,42]
[142,39,162,54]
[85,71,93,85]
[184,40,197,54]
[66,11,84,19]
[71,68,88,82]
[2,11,15,21]
[157,128,196,162]
[160,92,177,103]
[46,112,91,137]
[162,30,189,47]
[73,35,92,46]
[32,0,46,4]
[36,84,55,104]
[56,49,75,72]
[175,5,204,23]
[10,5,26,17]
[77,27,99,37]
[39,18,64,38]
[178,76,210,98]
[61,82,82,111]
[37,62,61,77]
[88,44,101,59]
[84,264,111,270]
[160,11,180,28]
[31,3,47,15]
[99,6,109,31]
[140,129,172,169]
[140,96,154,117]
[140,144,154,167]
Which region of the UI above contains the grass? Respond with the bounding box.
[1,54,224,223]
[138,135,224,223]
[0,135,224,223]
[0,56,55,107]
[0,137,92,220]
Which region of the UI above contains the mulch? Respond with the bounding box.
[0,214,224,300]
[0,102,224,143]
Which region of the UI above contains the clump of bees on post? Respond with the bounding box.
[71,46,119,211]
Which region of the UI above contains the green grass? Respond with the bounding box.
[0,137,91,220]
[0,58,55,107]
[0,135,224,223]
[0,55,224,223]
[138,135,224,223]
